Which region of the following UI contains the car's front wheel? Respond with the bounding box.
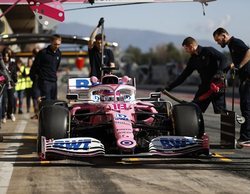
[172,103,204,138]
[37,105,69,158]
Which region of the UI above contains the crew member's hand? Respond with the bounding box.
[230,67,238,75]
[110,63,115,68]
[97,17,104,28]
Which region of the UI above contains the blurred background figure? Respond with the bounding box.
[1,47,17,123]
[25,57,33,113]
[30,48,40,119]
[15,58,26,114]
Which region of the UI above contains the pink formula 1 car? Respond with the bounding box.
[37,74,209,160]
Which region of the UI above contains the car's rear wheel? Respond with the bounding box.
[172,103,204,138]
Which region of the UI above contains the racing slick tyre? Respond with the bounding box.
[39,99,68,110]
[172,102,204,138]
[37,105,69,158]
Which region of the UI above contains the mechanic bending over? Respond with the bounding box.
[213,27,250,145]
[160,37,227,114]
[30,34,62,100]
[88,17,115,80]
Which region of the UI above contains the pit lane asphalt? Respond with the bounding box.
[0,85,249,194]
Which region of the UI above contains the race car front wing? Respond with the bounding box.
[40,134,209,160]
[40,137,105,160]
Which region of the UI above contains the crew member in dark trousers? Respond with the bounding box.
[1,47,17,122]
[88,18,115,80]
[213,27,250,145]
[30,48,40,119]
[30,34,62,100]
[25,57,33,113]
[162,37,227,114]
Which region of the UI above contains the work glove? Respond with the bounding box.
[97,17,104,28]
[210,82,220,93]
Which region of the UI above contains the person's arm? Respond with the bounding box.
[56,51,61,70]
[11,62,17,83]
[88,18,104,49]
[167,61,194,91]
[30,51,40,81]
[239,49,250,69]
[88,27,99,49]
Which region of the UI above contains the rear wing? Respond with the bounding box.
[66,76,137,102]
[66,78,93,101]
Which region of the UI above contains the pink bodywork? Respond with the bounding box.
[70,83,157,151]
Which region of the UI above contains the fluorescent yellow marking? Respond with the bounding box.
[215,152,235,155]
[40,160,50,164]
[127,158,140,162]
[220,158,232,162]
[213,153,232,162]
[116,158,141,164]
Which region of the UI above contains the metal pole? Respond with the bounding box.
[231,68,235,111]
[100,21,104,78]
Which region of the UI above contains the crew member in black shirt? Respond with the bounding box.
[164,37,227,113]
[30,34,62,100]
[88,18,115,80]
[213,28,250,145]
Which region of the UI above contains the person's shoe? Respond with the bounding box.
[18,110,23,114]
[236,139,250,149]
[30,114,38,119]
[2,117,6,124]
[10,114,16,122]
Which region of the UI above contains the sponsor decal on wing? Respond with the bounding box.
[45,137,105,156]
[149,136,203,154]
[76,79,91,89]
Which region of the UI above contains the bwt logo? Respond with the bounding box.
[53,139,91,150]
[115,113,129,121]
[160,138,196,149]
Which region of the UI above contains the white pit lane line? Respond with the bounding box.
[0,120,27,194]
